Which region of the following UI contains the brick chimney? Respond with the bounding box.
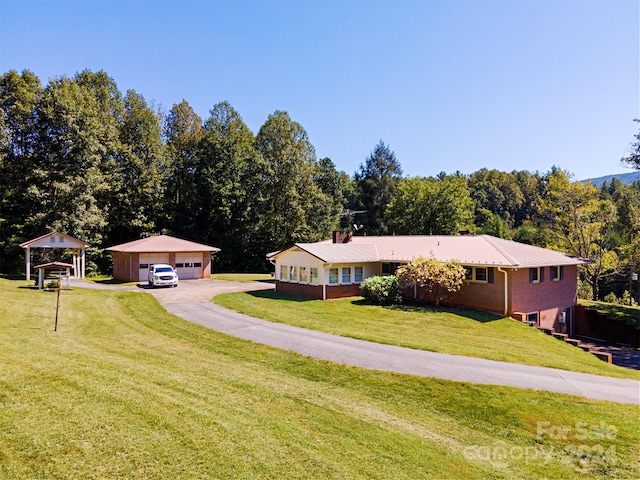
[332,231,353,244]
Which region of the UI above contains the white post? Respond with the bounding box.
[81,248,86,278]
[26,247,31,280]
[38,268,43,289]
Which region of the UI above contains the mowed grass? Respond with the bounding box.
[211,272,274,283]
[1,279,639,479]
[213,291,639,380]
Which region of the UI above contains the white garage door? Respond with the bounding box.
[139,253,169,270]
[175,253,203,279]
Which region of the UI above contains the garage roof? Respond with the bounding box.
[105,235,220,253]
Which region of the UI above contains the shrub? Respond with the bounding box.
[396,256,466,307]
[604,292,618,304]
[360,275,402,305]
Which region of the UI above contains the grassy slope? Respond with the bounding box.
[211,272,274,283]
[1,279,638,479]
[579,299,640,328]
[213,291,639,380]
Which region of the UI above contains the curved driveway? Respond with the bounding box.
[73,278,640,405]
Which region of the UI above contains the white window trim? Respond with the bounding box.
[310,267,319,285]
[328,267,339,285]
[299,266,309,284]
[354,266,364,284]
[341,267,352,285]
[465,266,488,283]
[531,267,541,284]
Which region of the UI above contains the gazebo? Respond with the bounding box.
[19,232,90,280]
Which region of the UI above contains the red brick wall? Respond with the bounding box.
[510,266,578,331]
[573,305,640,347]
[276,281,323,299]
[326,284,361,299]
[112,252,128,282]
[410,274,506,314]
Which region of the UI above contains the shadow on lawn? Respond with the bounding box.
[246,289,503,322]
[246,289,316,302]
[352,298,503,323]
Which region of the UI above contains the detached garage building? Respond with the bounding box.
[106,235,220,282]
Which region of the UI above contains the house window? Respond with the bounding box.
[342,267,351,284]
[382,263,390,275]
[280,265,288,281]
[310,268,318,284]
[194,262,202,268]
[354,266,363,283]
[329,268,338,285]
[530,267,540,283]
[290,266,298,282]
[176,263,184,268]
[464,267,473,280]
[139,263,149,269]
[550,266,560,281]
[184,262,192,268]
[527,312,538,324]
[475,267,487,282]
[300,266,308,283]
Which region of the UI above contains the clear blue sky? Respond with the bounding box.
[1,0,638,181]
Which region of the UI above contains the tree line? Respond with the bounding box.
[1,69,639,303]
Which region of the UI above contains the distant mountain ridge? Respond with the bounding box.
[581,171,640,188]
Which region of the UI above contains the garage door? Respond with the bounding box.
[139,253,169,270]
[175,253,203,279]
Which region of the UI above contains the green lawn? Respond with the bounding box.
[213,291,639,380]
[579,299,640,328]
[1,279,638,479]
[211,272,274,283]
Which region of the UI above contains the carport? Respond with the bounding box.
[19,232,90,280]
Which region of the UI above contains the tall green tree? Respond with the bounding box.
[0,70,42,271]
[540,169,619,300]
[621,119,640,168]
[162,100,203,237]
[255,110,334,252]
[354,140,403,235]
[468,168,524,228]
[196,101,266,271]
[385,174,474,235]
[613,184,640,303]
[29,71,122,248]
[107,89,166,245]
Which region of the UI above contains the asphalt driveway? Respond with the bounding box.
[72,278,640,404]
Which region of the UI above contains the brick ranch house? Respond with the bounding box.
[268,233,588,333]
[106,235,220,282]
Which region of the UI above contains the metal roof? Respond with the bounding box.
[19,231,90,248]
[105,235,220,253]
[287,235,587,267]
